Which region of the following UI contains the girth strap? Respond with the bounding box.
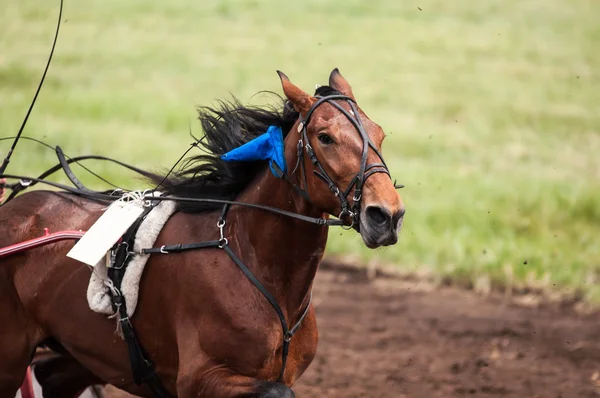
[108,205,173,398]
[112,294,173,398]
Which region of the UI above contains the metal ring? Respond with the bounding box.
[159,245,168,254]
[218,238,228,248]
[338,210,355,231]
[353,193,362,202]
[216,220,226,228]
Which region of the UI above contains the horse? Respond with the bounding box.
[0,69,405,397]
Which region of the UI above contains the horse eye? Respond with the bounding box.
[317,133,334,145]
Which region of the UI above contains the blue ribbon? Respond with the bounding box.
[220,125,287,178]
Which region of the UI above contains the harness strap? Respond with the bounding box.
[138,205,313,383]
[222,244,290,336]
[142,241,221,254]
[108,205,173,397]
[3,155,150,203]
[113,295,172,398]
[0,173,345,227]
[150,196,344,226]
[55,146,89,191]
[270,162,312,203]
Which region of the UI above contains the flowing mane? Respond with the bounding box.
[153,86,341,213]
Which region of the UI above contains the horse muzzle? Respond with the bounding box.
[359,206,405,249]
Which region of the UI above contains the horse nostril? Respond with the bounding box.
[365,206,391,226]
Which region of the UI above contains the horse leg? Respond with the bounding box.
[0,290,39,396]
[33,354,106,398]
[177,365,294,398]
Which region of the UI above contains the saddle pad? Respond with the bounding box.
[87,197,177,318]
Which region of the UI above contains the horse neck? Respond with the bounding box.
[229,165,328,319]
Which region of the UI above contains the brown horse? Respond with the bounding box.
[0,69,404,397]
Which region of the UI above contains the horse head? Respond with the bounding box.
[277,69,405,248]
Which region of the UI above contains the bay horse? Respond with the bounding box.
[0,69,405,397]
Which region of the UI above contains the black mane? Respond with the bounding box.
[152,86,342,213]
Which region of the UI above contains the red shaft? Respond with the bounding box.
[20,367,35,398]
[0,230,86,259]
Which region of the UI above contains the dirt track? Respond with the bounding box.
[105,264,600,398]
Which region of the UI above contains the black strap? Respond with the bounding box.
[221,244,312,382]
[147,196,344,226]
[219,203,230,223]
[112,294,172,398]
[3,154,156,203]
[0,174,118,203]
[222,244,290,334]
[139,205,312,383]
[286,94,398,228]
[55,146,89,191]
[107,206,173,397]
[270,162,312,203]
[138,205,312,383]
[0,173,346,227]
[142,240,220,254]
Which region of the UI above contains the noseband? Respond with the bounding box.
[274,94,401,229]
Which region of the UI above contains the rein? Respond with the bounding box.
[0,173,345,226]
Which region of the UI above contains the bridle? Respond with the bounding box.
[273,94,403,229]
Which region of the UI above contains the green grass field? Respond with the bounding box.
[2,0,599,301]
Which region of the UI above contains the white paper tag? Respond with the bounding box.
[67,199,146,266]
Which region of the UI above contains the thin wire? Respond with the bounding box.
[0,0,64,174]
[0,136,55,150]
[151,122,199,192]
[0,136,122,189]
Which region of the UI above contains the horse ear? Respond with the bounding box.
[328,68,355,100]
[277,71,315,115]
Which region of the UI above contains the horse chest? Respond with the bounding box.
[199,307,318,382]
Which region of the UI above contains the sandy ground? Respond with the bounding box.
[92,263,600,397]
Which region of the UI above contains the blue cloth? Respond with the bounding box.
[220,125,287,178]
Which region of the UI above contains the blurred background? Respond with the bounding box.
[1,0,599,304]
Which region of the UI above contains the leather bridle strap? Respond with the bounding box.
[283,94,393,227]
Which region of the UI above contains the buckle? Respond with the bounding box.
[217,219,228,248]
